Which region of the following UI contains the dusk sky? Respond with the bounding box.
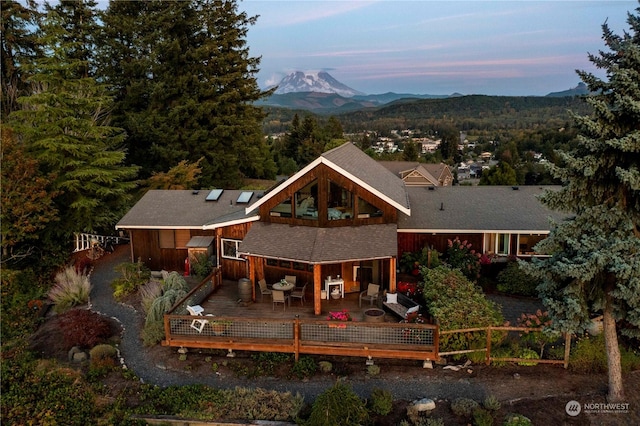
[240,1,636,96]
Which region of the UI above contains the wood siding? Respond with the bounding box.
[259,163,397,228]
[397,232,483,260]
[129,229,216,272]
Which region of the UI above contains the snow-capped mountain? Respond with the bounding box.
[273,71,365,97]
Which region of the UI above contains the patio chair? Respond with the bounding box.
[289,283,307,306]
[272,290,288,311]
[187,305,208,333]
[359,284,380,307]
[258,279,272,302]
[284,275,297,286]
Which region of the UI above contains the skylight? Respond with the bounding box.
[206,189,223,201]
[236,191,253,204]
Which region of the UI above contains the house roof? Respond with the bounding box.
[378,161,450,186]
[115,189,262,230]
[247,142,410,215]
[397,185,568,233]
[238,222,398,264]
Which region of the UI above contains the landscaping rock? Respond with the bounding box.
[73,351,88,363]
[412,398,436,412]
[68,346,83,362]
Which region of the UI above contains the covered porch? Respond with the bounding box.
[238,222,398,315]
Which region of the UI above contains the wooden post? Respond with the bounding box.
[248,256,256,301]
[294,316,300,361]
[485,326,492,365]
[389,257,397,293]
[564,332,571,369]
[313,264,322,315]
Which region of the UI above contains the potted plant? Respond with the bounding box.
[327,310,353,328]
[209,319,232,336]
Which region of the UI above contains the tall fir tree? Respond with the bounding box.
[526,5,640,402]
[98,0,275,188]
[8,0,138,237]
[1,0,42,118]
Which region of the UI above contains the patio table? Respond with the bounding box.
[272,282,295,305]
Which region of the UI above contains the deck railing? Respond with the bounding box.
[162,315,439,362]
[167,268,223,315]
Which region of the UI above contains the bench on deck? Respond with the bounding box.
[383,292,422,320]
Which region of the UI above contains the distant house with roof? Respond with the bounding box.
[378,161,453,186]
[116,142,564,316]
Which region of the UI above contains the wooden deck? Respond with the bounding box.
[199,279,391,321]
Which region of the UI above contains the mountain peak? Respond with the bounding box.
[273,71,365,97]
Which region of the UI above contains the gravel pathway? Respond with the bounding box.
[89,245,509,402]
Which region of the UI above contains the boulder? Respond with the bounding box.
[412,398,436,412]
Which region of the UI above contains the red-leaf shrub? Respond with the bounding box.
[56,309,113,350]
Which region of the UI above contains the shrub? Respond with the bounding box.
[112,259,150,301]
[496,262,538,296]
[516,348,540,366]
[291,356,317,379]
[163,271,189,292]
[473,408,494,426]
[483,395,501,411]
[89,344,118,377]
[57,309,113,349]
[143,287,187,346]
[139,280,163,314]
[516,310,561,357]
[306,381,369,426]
[89,344,117,363]
[190,252,214,278]
[570,334,640,373]
[503,413,532,426]
[48,266,91,313]
[445,237,481,281]
[421,266,505,356]
[451,397,479,417]
[1,268,45,339]
[369,388,393,415]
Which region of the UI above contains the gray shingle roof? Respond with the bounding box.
[238,222,398,263]
[116,189,261,229]
[322,144,410,211]
[398,186,568,232]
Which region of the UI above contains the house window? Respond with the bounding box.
[294,180,318,220]
[484,233,510,256]
[357,197,383,218]
[175,230,190,249]
[270,197,292,217]
[518,234,546,255]
[222,238,243,261]
[158,230,191,249]
[159,230,175,248]
[327,180,353,220]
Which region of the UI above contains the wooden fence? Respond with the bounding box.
[162,315,439,362]
[439,326,571,368]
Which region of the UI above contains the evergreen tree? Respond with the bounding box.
[526,6,640,402]
[98,0,274,188]
[8,0,138,236]
[479,162,518,185]
[402,139,419,161]
[1,0,42,118]
[438,126,459,164]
